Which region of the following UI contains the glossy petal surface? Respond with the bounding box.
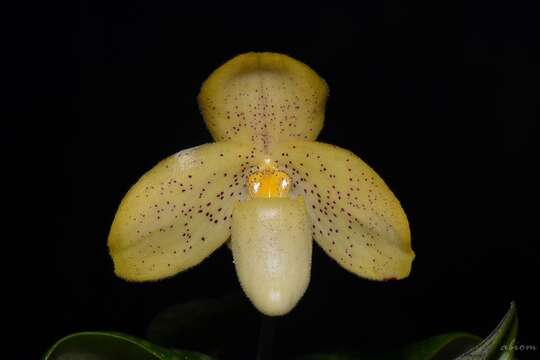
[270,141,414,280]
[231,198,312,316]
[198,52,328,151]
[108,142,261,281]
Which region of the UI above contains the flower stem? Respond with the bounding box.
[256,315,276,360]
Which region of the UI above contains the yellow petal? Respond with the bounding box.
[231,198,312,316]
[270,141,414,280]
[108,142,261,281]
[198,52,328,151]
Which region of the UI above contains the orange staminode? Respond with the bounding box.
[248,168,291,198]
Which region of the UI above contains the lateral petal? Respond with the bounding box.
[270,141,414,280]
[108,142,259,281]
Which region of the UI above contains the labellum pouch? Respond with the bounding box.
[231,197,312,316]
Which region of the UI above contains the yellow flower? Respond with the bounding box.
[108,52,415,316]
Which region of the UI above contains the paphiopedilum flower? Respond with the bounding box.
[108,52,415,316]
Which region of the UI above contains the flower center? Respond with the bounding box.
[248,166,291,198]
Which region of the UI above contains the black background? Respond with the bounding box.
[4,1,538,359]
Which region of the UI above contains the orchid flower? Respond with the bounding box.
[108,52,415,316]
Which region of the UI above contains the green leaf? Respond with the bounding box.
[456,301,518,360]
[43,331,214,360]
[147,292,258,355]
[295,333,481,360]
[298,302,518,360]
[388,332,482,360]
